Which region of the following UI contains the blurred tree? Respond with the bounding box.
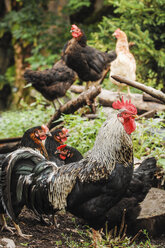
[0,0,165,109]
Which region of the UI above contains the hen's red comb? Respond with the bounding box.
[57,144,67,150]
[62,128,69,134]
[41,124,49,132]
[112,97,137,114]
[71,24,79,30]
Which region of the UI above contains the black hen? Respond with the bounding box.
[0,125,52,235]
[63,24,117,83]
[106,157,157,231]
[55,144,83,164]
[24,60,77,108]
[45,128,69,165]
[20,125,51,159]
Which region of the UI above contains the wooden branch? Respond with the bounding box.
[70,85,85,93]
[136,110,157,120]
[0,136,22,144]
[47,86,101,129]
[111,75,165,103]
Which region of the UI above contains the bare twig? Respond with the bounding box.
[111,75,165,103]
[47,86,101,129]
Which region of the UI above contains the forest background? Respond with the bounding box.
[0,0,165,107]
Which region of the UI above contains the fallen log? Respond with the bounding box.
[143,92,164,104]
[111,75,165,103]
[47,85,101,129]
[98,90,165,113]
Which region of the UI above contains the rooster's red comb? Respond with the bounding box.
[57,144,67,150]
[112,97,137,114]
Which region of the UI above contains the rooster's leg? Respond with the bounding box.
[12,221,32,239]
[0,214,14,234]
[53,214,60,228]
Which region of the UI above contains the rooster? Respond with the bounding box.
[110,28,136,95]
[63,24,116,86]
[1,97,138,237]
[24,59,77,110]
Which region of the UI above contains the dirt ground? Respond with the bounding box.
[0,208,165,248]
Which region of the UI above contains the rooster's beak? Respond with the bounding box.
[132,114,138,119]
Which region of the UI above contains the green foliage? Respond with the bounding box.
[132,112,165,167]
[66,0,91,14]
[0,0,71,76]
[0,103,54,138]
[61,109,106,155]
[89,0,165,89]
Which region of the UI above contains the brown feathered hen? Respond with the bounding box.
[63,24,117,87]
[24,59,77,109]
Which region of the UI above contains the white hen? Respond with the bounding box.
[110,28,136,95]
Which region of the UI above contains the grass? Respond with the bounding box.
[57,216,157,248]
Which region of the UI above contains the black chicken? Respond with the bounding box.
[45,128,69,164]
[63,24,117,84]
[105,157,157,231]
[1,97,139,237]
[20,124,51,159]
[24,59,77,109]
[55,144,83,164]
[0,125,52,234]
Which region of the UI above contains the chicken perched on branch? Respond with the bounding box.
[24,59,77,109]
[1,97,138,237]
[110,28,136,96]
[63,24,117,87]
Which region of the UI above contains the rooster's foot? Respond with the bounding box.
[53,215,60,228]
[13,222,32,239]
[1,224,15,234]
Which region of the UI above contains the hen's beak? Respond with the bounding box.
[46,131,52,136]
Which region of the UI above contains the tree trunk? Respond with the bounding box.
[13,42,25,105]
